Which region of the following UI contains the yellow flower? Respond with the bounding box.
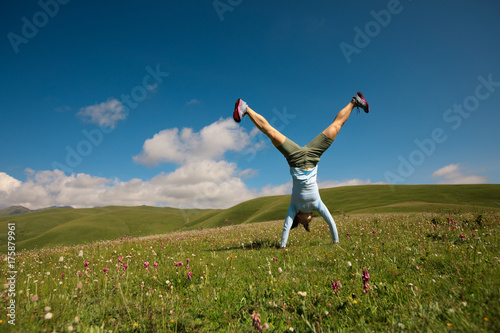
[447,323,452,326]
[133,323,138,327]
[353,300,358,304]
[484,317,489,321]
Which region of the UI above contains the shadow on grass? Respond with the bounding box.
[206,239,281,252]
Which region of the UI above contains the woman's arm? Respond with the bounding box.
[280,202,297,248]
[317,201,339,243]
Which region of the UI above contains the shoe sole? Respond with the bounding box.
[357,92,369,113]
[233,99,242,122]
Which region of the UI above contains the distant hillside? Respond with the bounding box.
[0,205,73,217]
[0,205,32,216]
[1,184,499,252]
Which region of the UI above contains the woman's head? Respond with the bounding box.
[291,211,312,231]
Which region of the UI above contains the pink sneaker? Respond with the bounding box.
[233,98,248,122]
[352,92,370,113]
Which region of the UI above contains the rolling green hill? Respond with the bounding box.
[1,184,499,252]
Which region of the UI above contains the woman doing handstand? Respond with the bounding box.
[232,92,369,248]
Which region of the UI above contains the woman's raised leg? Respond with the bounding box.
[321,102,355,141]
[322,92,370,141]
[246,107,287,147]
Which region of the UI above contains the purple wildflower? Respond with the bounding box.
[251,311,263,331]
[362,269,370,294]
[331,280,342,293]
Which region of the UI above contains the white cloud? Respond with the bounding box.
[133,118,251,166]
[432,164,460,178]
[77,98,127,128]
[185,99,201,106]
[318,178,380,189]
[432,163,489,184]
[259,182,292,197]
[0,172,22,193]
[0,165,263,210]
[0,118,276,210]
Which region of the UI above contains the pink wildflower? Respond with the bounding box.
[122,263,128,271]
[144,261,150,269]
[118,256,123,263]
[362,269,370,294]
[84,261,89,268]
[459,234,466,239]
[154,262,158,269]
[187,271,193,281]
[174,261,183,267]
[61,273,65,279]
[103,267,109,275]
[331,280,342,293]
[251,311,263,331]
[273,257,278,262]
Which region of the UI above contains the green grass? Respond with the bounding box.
[1,184,500,252]
[1,211,498,332]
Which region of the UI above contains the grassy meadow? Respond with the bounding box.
[1,209,499,332]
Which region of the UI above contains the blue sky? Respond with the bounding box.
[1,0,499,210]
